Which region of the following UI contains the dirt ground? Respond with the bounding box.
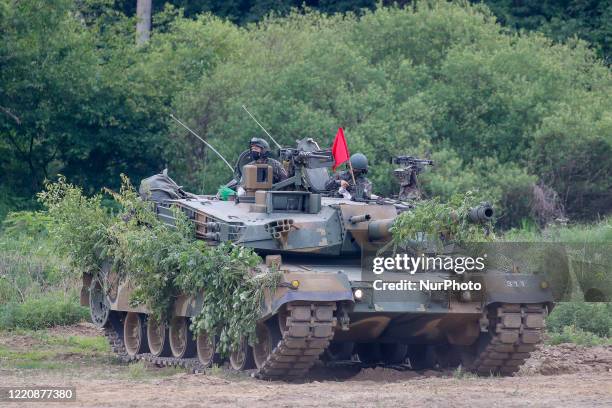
[1,324,612,408]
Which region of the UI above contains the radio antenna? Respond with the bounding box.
[241,105,282,149]
[169,114,234,173]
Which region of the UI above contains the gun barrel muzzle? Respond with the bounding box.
[469,203,494,223]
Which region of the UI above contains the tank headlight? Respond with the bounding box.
[540,280,549,289]
[290,280,300,289]
[353,288,364,301]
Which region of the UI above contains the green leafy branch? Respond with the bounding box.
[38,176,277,354]
[390,192,495,249]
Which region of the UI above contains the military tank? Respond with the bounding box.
[82,137,553,380]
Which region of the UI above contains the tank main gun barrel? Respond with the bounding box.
[468,202,494,223]
[367,218,395,241]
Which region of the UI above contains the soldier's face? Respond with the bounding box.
[250,145,263,161]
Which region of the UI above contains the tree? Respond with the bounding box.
[168,3,610,224]
[1,1,610,227]
[112,0,611,61]
[136,0,152,44]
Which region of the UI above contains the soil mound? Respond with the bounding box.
[520,343,612,375]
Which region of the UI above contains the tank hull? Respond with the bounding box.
[83,253,552,378]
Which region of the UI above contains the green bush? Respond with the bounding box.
[167,2,610,226]
[0,207,94,333]
[0,211,74,303]
[39,176,277,354]
[547,302,612,338]
[0,292,89,330]
[547,325,612,347]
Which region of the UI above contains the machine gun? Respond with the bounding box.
[279,148,334,170]
[269,145,334,192]
[391,155,434,201]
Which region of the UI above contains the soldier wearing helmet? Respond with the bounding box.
[325,153,373,200]
[245,137,288,184]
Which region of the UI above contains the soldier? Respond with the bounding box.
[326,153,372,200]
[244,137,288,184]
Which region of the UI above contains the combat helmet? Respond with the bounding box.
[350,153,368,171]
[250,137,270,151]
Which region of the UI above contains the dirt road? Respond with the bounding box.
[3,369,612,408]
[1,324,612,408]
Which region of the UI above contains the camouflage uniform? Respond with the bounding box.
[325,171,372,200]
[245,158,288,184]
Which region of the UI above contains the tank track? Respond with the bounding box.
[103,303,543,378]
[102,302,336,380]
[255,302,336,379]
[104,326,130,363]
[469,303,546,375]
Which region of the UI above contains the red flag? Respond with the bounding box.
[331,128,350,171]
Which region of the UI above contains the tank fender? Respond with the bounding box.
[268,271,354,315]
[484,273,554,305]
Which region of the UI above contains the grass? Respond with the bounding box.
[0,211,76,304]
[0,330,112,371]
[547,326,612,347]
[0,345,56,361]
[0,211,88,330]
[0,292,89,330]
[204,363,251,381]
[0,328,186,379]
[127,361,148,379]
[10,360,71,370]
[452,365,478,379]
[503,217,612,243]
[43,334,110,353]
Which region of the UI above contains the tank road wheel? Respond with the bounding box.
[230,337,255,371]
[89,279,110,328]
[380,343,408,365]
[356,343,382,365]
[253,320,281,369]
[196,331,219,367]
[123,312,149,356]
[169,316,196,358]
[147,318,171,357]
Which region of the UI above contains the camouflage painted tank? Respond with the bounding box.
[83,138,553,379]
